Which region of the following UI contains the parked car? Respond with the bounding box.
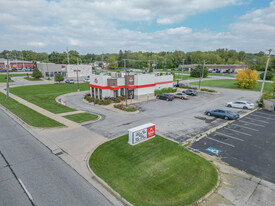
[65,79,74,84]
[226,101,255,110]
[174,82,188,87]
[84,78,90,83]
[156,93,175,101]
[204,109,239,120]
[174,93,189,100]
[182,89,198,96]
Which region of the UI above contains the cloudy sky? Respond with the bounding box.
[0,0,274,54]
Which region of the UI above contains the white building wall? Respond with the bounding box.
[154,75,173,90]
[67,65,92,78]
[134,74,155,97]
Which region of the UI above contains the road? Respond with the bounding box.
[0,107,113,206]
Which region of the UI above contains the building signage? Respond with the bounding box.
[95,78,98,83]
[128,123,156,145]
[129,77,133,83]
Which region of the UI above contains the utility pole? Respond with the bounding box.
[260,49,272,97]
[22,52,25,70]
[74,69,80,92]
[66,47,70,64]
[181,59,185,80]
[148,56,150,73]
[202,60,207,79]
[198,64,203,90]
[123,59,128,107]
[6,54,10,98]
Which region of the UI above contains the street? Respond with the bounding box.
[0,107,113,206]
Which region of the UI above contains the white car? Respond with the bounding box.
[226,101,255,110]
[84,78,90,83]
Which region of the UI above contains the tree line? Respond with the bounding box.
[1,49,274,71]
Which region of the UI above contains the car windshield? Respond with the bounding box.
[246,102,252,104]
[227,111,233,114]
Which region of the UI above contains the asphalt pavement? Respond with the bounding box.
[0,107,113,206]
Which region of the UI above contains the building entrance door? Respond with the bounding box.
[128,89,134,99]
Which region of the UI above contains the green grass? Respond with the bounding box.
[63,112,98,123]
[173,74,198,81]
[208,73,235,78]
[0,74,27,82]
[0,92,64,127]
[24,77,42,81]
[90,135,218,206]
[9,83,89,114]
[190,79,272,91]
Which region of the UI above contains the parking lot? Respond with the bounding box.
[191,110,275,183]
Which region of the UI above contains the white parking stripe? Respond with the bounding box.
[250,114,275,120]
[244,117,269,123]
[256,111,275,117]
[188,147,201,153]
[239,120,265,127]
[223,127,252,136]
[215,132,244,141]
[206,136,235,147]
[231,124,259,131]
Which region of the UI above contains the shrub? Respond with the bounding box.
[94,98,100,104]
[200,88,217,93]
[4,76,11,80]
[55,73,64,83]
[114,103,123,109]
[257,97,264,108]
[235,69,258,89]
[190,66,209,78]
[179,85,198,90]
[154,87,177,96]
[260,71,274,81]
[114,97,122,103]
[32,68,42,79]
[114,104,137,112]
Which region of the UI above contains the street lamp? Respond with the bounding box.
[6,55,10,98]
[125,70,130,107]
[260,49,272,97]
[73,69,80,92]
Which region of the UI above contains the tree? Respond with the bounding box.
[190,65,208,78]
[55,73,64,83]
[32,68,42,79]
[260,71,274,81]
[270,58,275,71]
[235,69,258,89]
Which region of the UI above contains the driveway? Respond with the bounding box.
[191,110,275,184]
[60,88,259,142]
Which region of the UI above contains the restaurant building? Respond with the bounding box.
[89,72,173,99]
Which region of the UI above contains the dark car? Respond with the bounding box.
[204,109,239,120]
[174,82,188,87]
[182,89,198,96]
[156,93,175,101]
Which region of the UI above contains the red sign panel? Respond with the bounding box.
[129,77,133,83]
[95,78,98,83]
[147,126,155,138]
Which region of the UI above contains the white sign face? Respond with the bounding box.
[128,123,156,145]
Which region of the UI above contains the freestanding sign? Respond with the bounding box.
[128,123,156,145]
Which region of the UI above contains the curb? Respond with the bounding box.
[85,140,133,206]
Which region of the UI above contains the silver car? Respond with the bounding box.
[174,93,189,100]
[226,101,255,110]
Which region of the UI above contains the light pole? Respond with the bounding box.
[201,60,207,79]
[198,64,203,90]
[181,59,185,80]
[125,70,129,107]
[260,49,272,97]
[6,55,10,98]
[74,69,80,92]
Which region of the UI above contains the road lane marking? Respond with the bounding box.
[239,120,265,127]
[231,124,259,131]
[244,117,269,123]
[215,131,244,141]
[206,136,235,147]
[250,114,275,120]
[223,127,252,136]
[18,178,33,201]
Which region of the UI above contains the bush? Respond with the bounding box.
[257,97,264,108]
[4,76,11,80]
[200,88,217,93]
[179,85,198,90]
[190,66,209,78]
[235,69,258,89]
[155,87,177,96]
[114,104,137,112]
[55,73,64,83]
[260,71,274,81]
[32,68,42,79]
[114,97,122,103]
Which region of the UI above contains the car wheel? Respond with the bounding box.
[166,98,169,101]
[156,96,159,99]
[243,106,248,109]
[224,116,229,120]
[227,104,232,107]
[192,93,195,96]
[207,112,211,116]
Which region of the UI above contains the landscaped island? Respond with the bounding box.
[90,135,218,206]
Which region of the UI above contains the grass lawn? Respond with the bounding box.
[0,92,64,127]
[208,73,235,78]
[90,135,218,206]
[9,83,89,114]
[0,73,27,82]
[190,79,273,92]
[63,112,98,123]
[24,77,43,81]
[173,74,198,81]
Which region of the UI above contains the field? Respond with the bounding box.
[10,83,90,114]
[63,112,98,123]
[0,92,64,127]
[90,135,218,206]
[0,73,26,82]
[190,79,273,91]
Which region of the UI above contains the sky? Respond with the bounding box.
[0,0,274,54]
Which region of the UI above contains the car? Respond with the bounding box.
[174,93,189,100]
[65,79,75,84]
[174,82,188,87]
[226,101,255,110]
[182,89,198,96]
[204,109,239,120]
[84,78,90,83]
[156,93,175,101]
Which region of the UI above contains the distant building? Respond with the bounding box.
[0,59,33,70]
[89,72,173,99]
[178,64,248,73]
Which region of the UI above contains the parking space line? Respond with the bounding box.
[256,111,275,117]
[215,131,244,141]
[239,120,265,127]
[244,117,269,124]
[206,136,235,147]
[188,147,201,153]
[231,124,259,131]
[223,127,252,136]
[250,114,275,120]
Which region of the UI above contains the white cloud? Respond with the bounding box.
[27,41,45,47]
